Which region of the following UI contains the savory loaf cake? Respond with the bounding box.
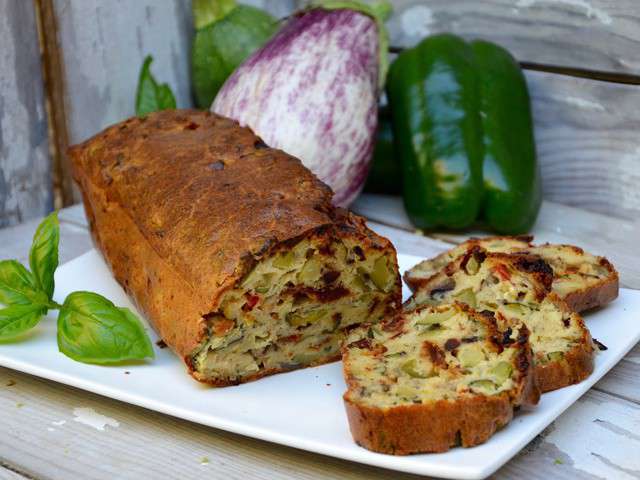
[406,249,594,392]
[342,303,539,454]
[404,236,618,312]
[68,109,401,385]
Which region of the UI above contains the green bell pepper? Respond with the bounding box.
[386,34,541,234]
[472,40,541,233]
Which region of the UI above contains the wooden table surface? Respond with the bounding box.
[0,199,638,480]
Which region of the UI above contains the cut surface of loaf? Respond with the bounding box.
[407,249,594,392]
[68,110,401,385]
[404,236,618,312]
[343,303,539,454]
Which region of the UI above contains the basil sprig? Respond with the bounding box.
[0,212,155,365]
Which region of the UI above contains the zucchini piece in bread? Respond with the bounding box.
[69,109,401,386]
[343,303,539,455]
[406,248,594,392]
[404,236,618,312]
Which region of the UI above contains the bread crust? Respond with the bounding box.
[194,352,343,386]
[343,355,539,455]
[535,294,595,393]
[562,258,619,312]
[69,110,400,384]
[343,393,513,454]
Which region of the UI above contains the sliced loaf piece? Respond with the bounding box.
[527,244,618,312]
[342,303,539,454]
[404,236,532,290]
[404,236,618,312]
[407,248,594,392]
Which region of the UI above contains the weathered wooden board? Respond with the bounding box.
[0,467,26,480]
[496,390,640,480]
[0,1,52,228]
[527,70,640,220]
[385,3,640,220]
[595,343,640,404]
[387,0,640,77]
[0,366,432,480]
[352,194,640,290]
[53,0,299,147]
[53,0,194,145]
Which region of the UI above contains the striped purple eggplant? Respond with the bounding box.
[212,4,389,207]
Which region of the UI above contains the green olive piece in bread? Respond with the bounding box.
[342,303,540,455]
[407,248,595,393]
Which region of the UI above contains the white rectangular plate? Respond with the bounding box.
[1,250,639,479]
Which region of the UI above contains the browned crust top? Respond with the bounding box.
[68,110,389,313]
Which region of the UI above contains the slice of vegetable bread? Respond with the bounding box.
[526,244,618,312]
[406,248,594,392]
[404,236,618,312]
[404,236,531,290]
[342,303,540,454]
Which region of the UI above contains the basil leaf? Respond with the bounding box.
[135,55,176,116]
[0,260,49,306]
[57,291,154,364]
[156,83,177,111]
[29,211,59,300]
[136,56,158,116]
[0,304,47,340]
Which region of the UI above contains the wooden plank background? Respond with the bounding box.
[0,0,52,228]
[53,0,194,145]
[387,0,640,77]
[526,71,640,220]
[53,0,294,147]
[1,0,640,224]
